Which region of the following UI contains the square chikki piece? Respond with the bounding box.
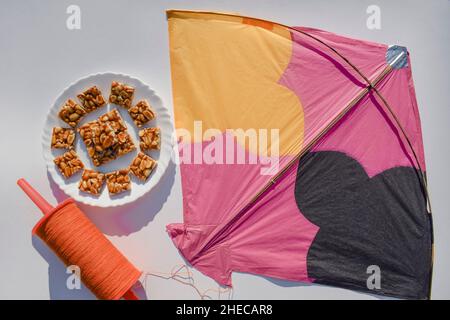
[139,127,160,151]
[77,86,106,113]
[79,169,105,195]
[51,127,75,149]
[130,152,157,181]
[109,81,135,109]
[99,109,136,157]
[128,100,156,128]
[58,99,86,127]
[106,169,131,195]
[54,150,84,179]
[78,120,118,166]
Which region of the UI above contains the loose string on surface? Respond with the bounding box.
[142,264,233,300]
[41,209,231,300]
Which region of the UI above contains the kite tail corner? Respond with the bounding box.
[166,223,233,287]
[166,223,192,256]
[166,223,185,238]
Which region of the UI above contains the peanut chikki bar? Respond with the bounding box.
[109,81,135,109]
[51,127,75,149]
[106,169,131,195]
[139,127,160,151]
[78,169,105,195]
[77,86,106,113]
[58,99,86,127]
[54,150,84,179]
[78,120,118,166]
[128,100,156,128]
[130,152,157,181]
[98,109,136,157]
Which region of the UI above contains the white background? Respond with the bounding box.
[0,0,449,299]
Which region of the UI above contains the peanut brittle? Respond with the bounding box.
[54,150,84,179]
[128,100,156,127]
[139,127,160,151]
[106,169,131,195]
[109,81,134,109]
[99,109,136,157]
[51,127,75,149]
[129,152,157,181]
[77,86,106,113]
[78,120,118,166]
[79,169,105,195]
[58,99,86,127]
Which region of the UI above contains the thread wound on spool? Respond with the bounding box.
[34,201,141,300]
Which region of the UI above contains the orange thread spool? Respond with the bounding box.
[18,178,141,300]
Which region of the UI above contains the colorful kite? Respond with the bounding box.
[166,10,433,299]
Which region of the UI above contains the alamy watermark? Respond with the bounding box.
[173,121,280,176]
[366,5,381,30]
[66,5,81,30]
[66,265,81,290]
[366,265,381,290]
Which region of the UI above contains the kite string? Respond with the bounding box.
[141,264,233,300]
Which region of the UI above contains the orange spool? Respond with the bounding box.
[18,178,141,300]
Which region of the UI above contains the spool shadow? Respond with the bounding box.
[32,236,149,300]
[32,236,95,300]
[47,159,176,236]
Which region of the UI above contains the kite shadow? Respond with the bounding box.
[47,159,176,236]
[263,275,398,300]
[261,275,313,288]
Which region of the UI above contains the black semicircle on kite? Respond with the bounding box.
[294,151,432,299]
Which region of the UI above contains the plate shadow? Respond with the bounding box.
[47,158,176,236]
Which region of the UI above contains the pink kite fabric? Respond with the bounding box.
[167,10,432,300]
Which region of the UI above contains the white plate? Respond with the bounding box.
[42,72,173,207]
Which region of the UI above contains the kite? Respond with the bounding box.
[165,10,433,299]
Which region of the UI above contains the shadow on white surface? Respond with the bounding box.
[263,276,313,288]
[47,159,176,236]
[32,236,149,300]
[32,236,95,300]
[260,274,398,300]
